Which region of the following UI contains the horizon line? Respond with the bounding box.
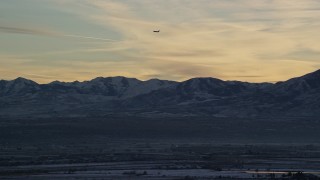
[1,69,319,85]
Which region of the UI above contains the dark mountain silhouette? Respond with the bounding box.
[0,70,319,118]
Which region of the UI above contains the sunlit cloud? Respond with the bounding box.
[75,0,320,82]
[1,0,320,83]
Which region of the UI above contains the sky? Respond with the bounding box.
[1,0,320,83]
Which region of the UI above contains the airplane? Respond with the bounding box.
[153,29,160,33]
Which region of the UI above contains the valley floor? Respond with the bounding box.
[1,116,320,179]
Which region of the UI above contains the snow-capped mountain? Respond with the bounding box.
[0,77,40,96]
[41,76,176,98]
[273,69,320,94]
[0,70,319,118]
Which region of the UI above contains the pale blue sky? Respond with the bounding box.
[1,0,320,83]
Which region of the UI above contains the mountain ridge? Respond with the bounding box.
[0,69,319,118]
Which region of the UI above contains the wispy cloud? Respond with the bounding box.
[1,0,320,83]
[0,26,57,36]
[64,34,117,42]
[0,25,117,42]
[72,0,320,82]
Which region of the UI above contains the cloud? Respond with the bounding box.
[2,0,320,83]
[229,75,264,78]
[34,0,316,82]
[284,48,320,61]
[0,26,57,36]
[0,25,117,42]
[64,34,117,42]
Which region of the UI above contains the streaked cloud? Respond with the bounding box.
[0,25,117,42]
[1,0,320,83]
[0,26,57,36]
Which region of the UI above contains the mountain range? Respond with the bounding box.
[1,70,320,119]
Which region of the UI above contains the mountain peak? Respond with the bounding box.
[91,76,139,82]
[273,69,320,94]
[11,77,38,85]
[14,77,33,82]
[0,77,39,96]
[186,77,224,82]
[302,69,320,78]
[1,70,320,118]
